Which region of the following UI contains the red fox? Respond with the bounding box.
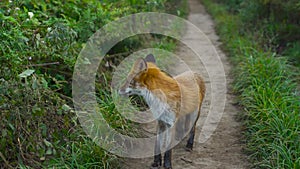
[119,54,205,169]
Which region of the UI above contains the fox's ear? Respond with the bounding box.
[145,54,156,64]
[134,58,147,73]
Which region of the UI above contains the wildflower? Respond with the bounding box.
[28,12,34,19]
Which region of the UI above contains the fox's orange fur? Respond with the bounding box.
[120,60,205,120]
[141,62,204,116]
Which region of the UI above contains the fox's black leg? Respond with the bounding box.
[186,108,201,151]
[185,125,196,151]
[163,123,173,169]
[151,121,165,169]
[163,149,172,169]
[151,138,162,168]
[151,153,162,168]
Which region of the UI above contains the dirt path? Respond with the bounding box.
[122,0,250,168]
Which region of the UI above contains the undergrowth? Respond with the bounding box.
[202,0,300,168]
[0,0,187,168]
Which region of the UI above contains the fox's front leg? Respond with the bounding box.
[151,139,162,169]
[163,148,172,169]
[151,121,164,169]
[163,123,172,169]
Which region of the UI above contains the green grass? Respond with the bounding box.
[46,134,118,169]
[202,0,300,168]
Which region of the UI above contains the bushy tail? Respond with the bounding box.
[194,73,206,105]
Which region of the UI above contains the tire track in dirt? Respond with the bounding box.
[121,0,250,168]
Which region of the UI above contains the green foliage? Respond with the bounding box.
[0,0,186,168]
[212,0,244,13]
[282,42,300,66]
[0,74,73,168]
[203,0,300,168]
[164,0,189,18]
[47,134,118,169]
[211,0,300,58]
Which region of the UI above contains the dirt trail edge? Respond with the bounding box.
[121,0,250,168]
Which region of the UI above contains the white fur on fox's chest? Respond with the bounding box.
[141,89,176,126]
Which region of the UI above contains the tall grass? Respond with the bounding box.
[202,0,300,168]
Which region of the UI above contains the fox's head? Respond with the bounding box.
[118,54,156,96]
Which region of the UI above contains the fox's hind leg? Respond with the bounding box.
[185,110,200,151]
[185,125,196,151]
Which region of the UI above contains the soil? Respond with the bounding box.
[121,0,251,168]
